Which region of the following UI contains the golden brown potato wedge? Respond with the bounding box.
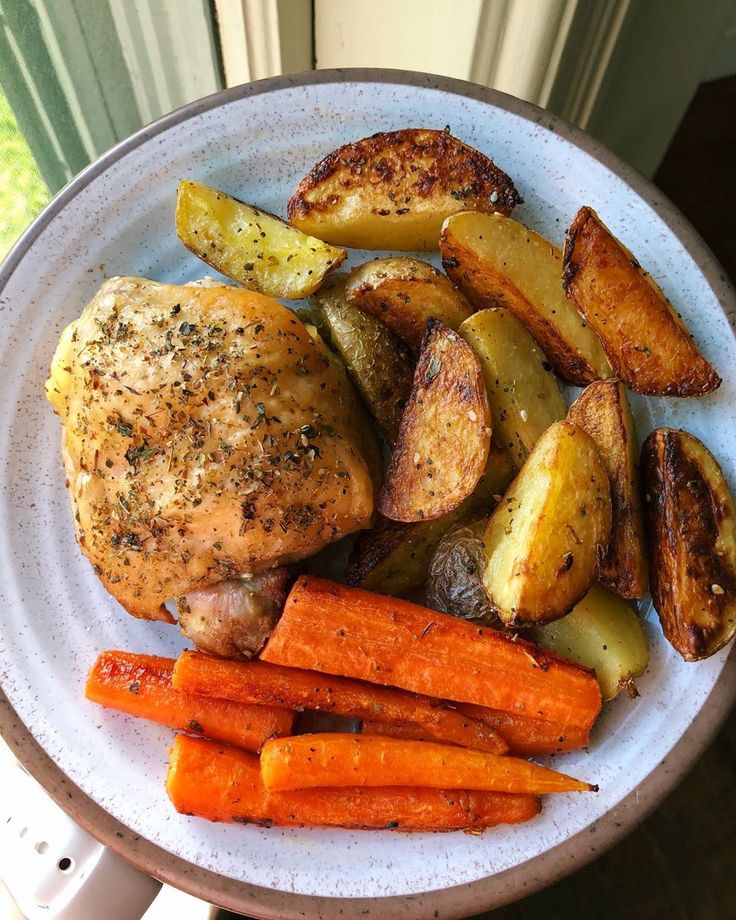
[460,307,566,470]
[347,446,515,593]
[378,320,491,522]
[563,207,720,396]
[531,585,649,700]
[568,380,648,599]
[441,211,611,385]
[288,128,520,251]
[312,276,413,445]
[176,180,345,300]
[345,258,473,349]
[642,428,736,661]
[482,421,612,626]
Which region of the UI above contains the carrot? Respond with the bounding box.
[362,711,589,756]
[456,704,590,756]
[260,734,597,795]
[172,650,508,754]
[167,734,540,830]
[261,576,602,730]
[86,651,294,752]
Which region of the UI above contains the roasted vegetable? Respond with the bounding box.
[482,421,612,626]
[460,307,566,469]
[642,428,736,660]
[288,128,520,251]
[568,380,648,598]
[261,733,596,794]
[347,446,515,594]
[167,734,541,830]
[563,206,720,396]
[312,276,413,444]
[379,320,491,522]
[441,211,611,385]
[345,258,473,349]
[531,585,649,700]
[427,519,500,625]
[261,575,603,731]
[176,179,345,299]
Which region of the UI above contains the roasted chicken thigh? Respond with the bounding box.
[46,277,377,624]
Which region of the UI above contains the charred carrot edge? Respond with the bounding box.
[456,704,591,756]
[173,651,508,755]
[260,734,596,795]
[260,576,602,730]
[86,651,294,752]
[167,734,540,830]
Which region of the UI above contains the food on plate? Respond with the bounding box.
[45,277,377,624]
[426,519,499,625]
[172,651,508,753]
[642,428,736,660]
[176,569,288,659]
[379,320,491,522]
[563,206,720,396]
[175,180,345,299]
[312,275,413,444]
[347,446,515,594]
[459,307,566,468]
[453,705,591,756]
[166,734,541,830]
[345,257,473,349]
[441,211,612,385]
[86,651,294,751]
[482,421,612,626]
[260,734,597,794]
[568,380,648,598]
[288,128,520,251]
[261,576,603,731]
[531,585,650,700]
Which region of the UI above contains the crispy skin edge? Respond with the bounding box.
[562,206,721,397]
[287,128,521,221]
[642,427,736,661]
[378,318,491,522]
[568,380,648,599]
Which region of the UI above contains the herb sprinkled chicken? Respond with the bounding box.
[46,277,377,651]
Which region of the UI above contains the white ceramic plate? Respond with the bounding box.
[1,71,735,919]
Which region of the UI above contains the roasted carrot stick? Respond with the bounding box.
[260,734,597,795]
[456,704,590,756]
[362,711,590,756]
[86,651,294,752]
[261,576,602,730]
[167,734,540,830]
[172,651,508,754]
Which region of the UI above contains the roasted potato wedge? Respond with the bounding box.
[531,585,649,700]
[563,207,720,396]
[312,276,413,445]
[345,258,473,349]
[379,320,491,522]
[427,519,501,626]
[642,428,736,661]
[288,128,520,251]
[441,211,611,385]
[460,307,566,470]
[482,421,612,626]
[568,380,648,599]
[347,446,515,593]
[176,180,345,300]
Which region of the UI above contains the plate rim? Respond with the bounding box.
[1,67,735,918]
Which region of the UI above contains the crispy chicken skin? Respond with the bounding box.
[46,277,376,620]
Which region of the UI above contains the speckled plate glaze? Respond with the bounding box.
[1,70,735,919]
